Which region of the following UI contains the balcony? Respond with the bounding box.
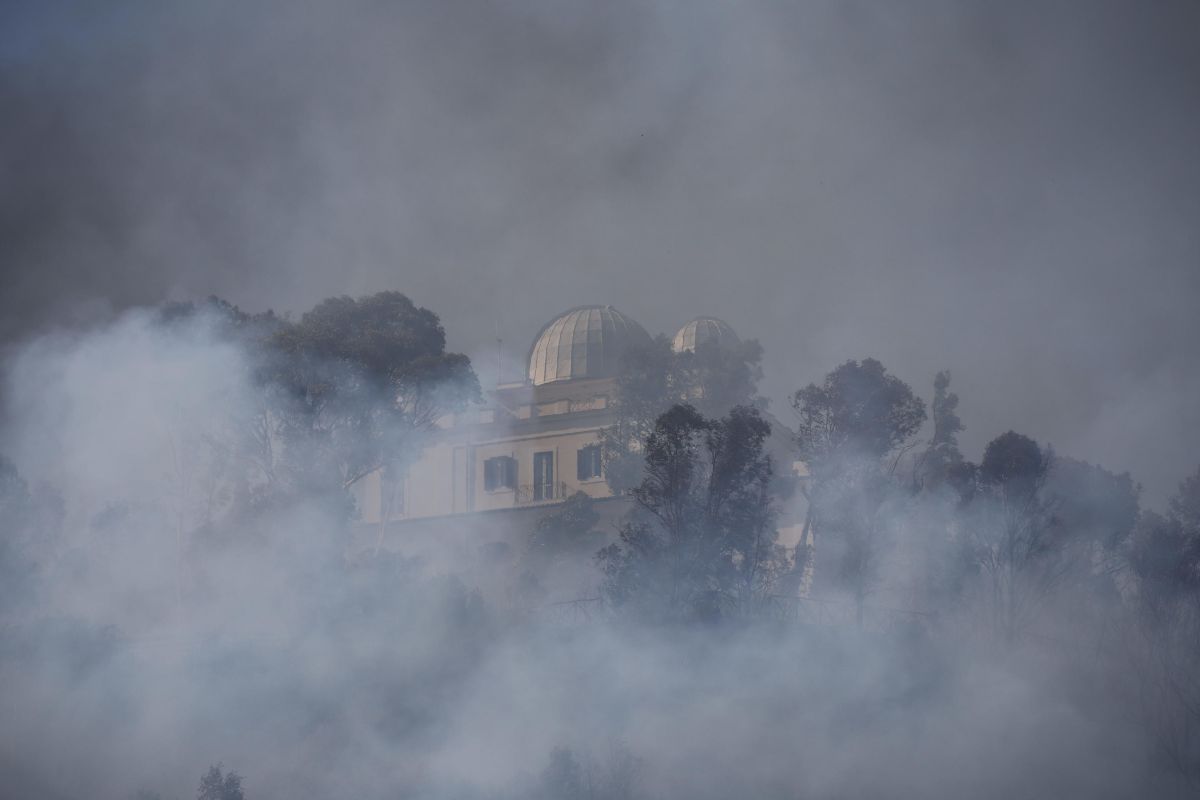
[514,481,569,506]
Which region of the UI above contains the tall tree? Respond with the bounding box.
[537,747,585,800]
[793,358,927,469]
[1047,457,1140,564]
[899,371,975,612]
[0,455,36,613]
[601,335,766,495]
[1124,468,1200,790]
[600,336,684,494]
[1169,465,1200,532]
[675,337,767,420]
[151,292,479,554]
[527,490,602,563]
[197,765,245,800]
[1125,466,1200,630]
[598,404,782,621]
[958,431,1062,640]
[792,358,926,625]
[266,292,479,496]
[913,370,967,492]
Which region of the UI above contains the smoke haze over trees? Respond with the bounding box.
[0,289,1196,798]
[2,0,1198,507]
[2,2,1200,799]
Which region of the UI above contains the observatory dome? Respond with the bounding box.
[528,305,650,385]
[672,317,740,353]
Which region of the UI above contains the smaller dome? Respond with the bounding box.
[672,317,740,353]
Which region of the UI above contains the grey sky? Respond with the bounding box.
[2,1,1198,505]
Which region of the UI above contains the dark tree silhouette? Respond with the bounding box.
[151,292,479,535]
[267,291,480,494]
[913,370,966,492]
[1169,465,1200,532]
[0,454,61,613]
[601,335,765,495]
[598,404,782,621]
[538,747,585,800]
[793,358,927,467]
[792,358,926,625]
[528,490,603,562]
[1124,468,1200,790]
[197,765,244,800]
[958,431,1062,640]
[674,336,766,419]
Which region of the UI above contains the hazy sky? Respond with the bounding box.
[2,1,1198,505]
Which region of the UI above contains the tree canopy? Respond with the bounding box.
[792,358,927,470]
[791,358,926,624]
[197,765,245,800]
[598,403,783,621]
[601,334,766,495]
[265,291,479,491]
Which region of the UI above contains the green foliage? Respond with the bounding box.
[930,370,963,449]
[957,432,1065,639]
[0,453,31,536]
[265,291,480,493]
[792,359,925,624]
[979,430,1050,500]
[1122,468,1200,788]
[533,744,643,800]
[601,335,766,495]
[598,404,783,621]
[1169,465,1200,532]
[197,765,244,800]
[600,336,686,495]
[1128,469,1200,617]
[1128,511,1199,615]
[272,292,451,382]
[156,295,284,345]
[538,747,584,800]
[0,454,62,612]
[914,371,967,491]
[1048,457,1140,552]
[156,292,480,529]
[528,491,602,562]
[792,358,927,470]
[675,337,766,419]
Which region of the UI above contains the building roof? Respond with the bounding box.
[671,316,740,353]
[527,305,650,385]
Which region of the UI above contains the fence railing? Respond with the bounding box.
[514,481,569,506]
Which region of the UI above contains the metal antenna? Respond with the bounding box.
[495,319,503,387]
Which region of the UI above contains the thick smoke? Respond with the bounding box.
[2,1,1198,504]
[0,308,1191,799]
[2,3,1199,799]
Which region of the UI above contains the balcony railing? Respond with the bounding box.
[515,481,569,506]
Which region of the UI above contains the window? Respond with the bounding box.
[484,456,515,491]
[533,451,554,500]
[577,444,602,481]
